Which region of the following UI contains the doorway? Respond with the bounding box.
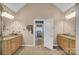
[34,20,44,47]
[33,19,54,50]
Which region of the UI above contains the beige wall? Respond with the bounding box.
[15,3,64,46]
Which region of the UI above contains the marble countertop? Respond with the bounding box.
[59,34,76,40]
[3,35,22,40]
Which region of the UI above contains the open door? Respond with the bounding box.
[44,20,53,50]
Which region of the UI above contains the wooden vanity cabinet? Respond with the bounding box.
[57,34,75,54]
[3,35,23,55]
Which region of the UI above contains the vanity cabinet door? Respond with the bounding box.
[3,40,12,55]
[64,38,69,54]
[18,36,22,47]
[62,37,65,50]
[19,36,22,47]
[16,37,20,49]
[57,35,61,47]
[15,36,22,50]
[70,39,75,54]
[60,36,65,49]
[11,38,16,54]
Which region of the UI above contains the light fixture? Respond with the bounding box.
[65,11,76,19]
[2,12,14,19]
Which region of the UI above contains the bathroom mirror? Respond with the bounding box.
[0,4,3,55]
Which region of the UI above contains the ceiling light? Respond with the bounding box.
[2,12,14,19]
[65,11,76,19]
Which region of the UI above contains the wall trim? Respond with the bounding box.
[22,45,34,47]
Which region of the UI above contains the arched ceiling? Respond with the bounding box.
[3,3,75,13]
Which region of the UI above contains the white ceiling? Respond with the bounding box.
[53,3,75,12]
[4,3,26,12]
[3,3,75,13]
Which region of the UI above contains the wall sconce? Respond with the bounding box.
[65,11,76,19]
[2,11,14,19]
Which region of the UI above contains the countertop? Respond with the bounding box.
[3,35,22,40]
[59,34,76,40]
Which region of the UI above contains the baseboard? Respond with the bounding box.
[22,45,34,47]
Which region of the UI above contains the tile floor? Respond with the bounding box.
[14,46,66,55]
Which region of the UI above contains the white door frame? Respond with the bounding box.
[33,19,45,47]
[33,19,53,50]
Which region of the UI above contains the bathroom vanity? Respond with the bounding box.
[57,34,75,54]
[2,35,23,55]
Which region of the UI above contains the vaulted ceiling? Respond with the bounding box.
[53,3,75,12]
[3,3,75,13]
[4,3,26,12]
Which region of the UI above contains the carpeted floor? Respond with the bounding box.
[14,46,65,55]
